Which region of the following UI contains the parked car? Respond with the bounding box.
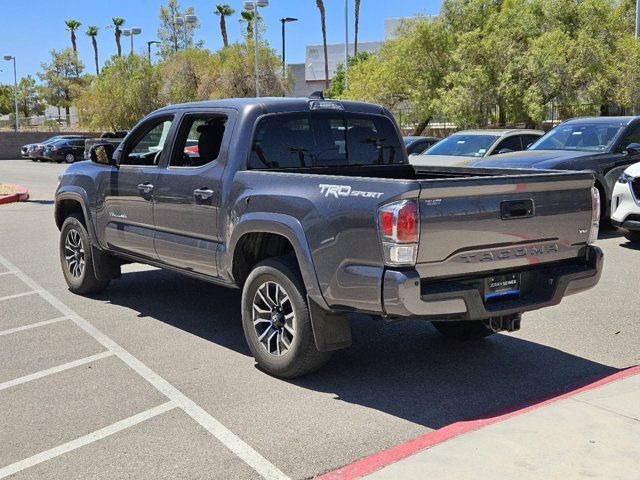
[21,144,35,158]
[409,129,544,167]
[404,136,440,156]
[611,161,640,242]
[43,138,87,163]
[55,97,602,378]
[83,131,129,160]
[467,117,640,220]
[27,135,87,162]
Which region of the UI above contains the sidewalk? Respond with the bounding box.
[322,367,640,480]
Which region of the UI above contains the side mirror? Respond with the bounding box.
[89,143,116,166]
[497,148,514,155]
[624,143,640,156]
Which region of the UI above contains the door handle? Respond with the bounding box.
[194,188,215,200]
[137,183,154,194]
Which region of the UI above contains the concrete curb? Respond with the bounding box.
[317,365,640,480]
[0,184,29,205]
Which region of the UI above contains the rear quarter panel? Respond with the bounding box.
[223,170,419,313]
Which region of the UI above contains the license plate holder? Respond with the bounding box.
[484,273,521,300]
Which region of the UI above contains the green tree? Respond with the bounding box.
[240,10,256,38]
[0,85,14,115]
[86,26,100,75]
[65,19,82,53]
[110,18,126,57]
[77,54,162,130]
[16,75,45,118]
[325,52,371,98]
[315,0,330,89]
[157,0,201,59]
[38,49,89,124]
[215,4,235,48]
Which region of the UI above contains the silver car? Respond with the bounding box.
[409,129,544,167]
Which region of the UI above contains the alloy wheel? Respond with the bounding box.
[252,281,295,356]
[64,229,85,278]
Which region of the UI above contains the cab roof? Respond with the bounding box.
[155,97,387,115]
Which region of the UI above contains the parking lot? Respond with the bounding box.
[1,158,639,479]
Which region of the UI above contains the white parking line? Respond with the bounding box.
[0,401,177,479]
[0,253,291,480]
[0,316,68,337]
[0,290,40,302]
[0,351,113,392]
[0,271,16,277]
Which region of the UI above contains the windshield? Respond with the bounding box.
[424,134,499,157]
[530,123,623,152]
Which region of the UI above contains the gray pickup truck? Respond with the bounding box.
[55,97,603,378]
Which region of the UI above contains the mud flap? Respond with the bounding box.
[308,296,352,352]
[91,245,121,281]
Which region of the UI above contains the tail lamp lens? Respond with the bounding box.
[378,200,419,265]
[588,186,600,244]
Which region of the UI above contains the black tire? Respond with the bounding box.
[241,256,332,378]
[624,230,640,243]
[431,320,495,340]
[30,158,38,162]
[59,213,110,295]
[64,153,75,164]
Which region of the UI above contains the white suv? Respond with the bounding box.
[611,162,640,243]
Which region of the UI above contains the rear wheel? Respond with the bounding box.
[241,257,332,378]
[431,320,495,340]
[59,213,110,295]
[624,230,640,244]
[64,153,75,164]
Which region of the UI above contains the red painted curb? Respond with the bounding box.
[316,365,640,480]
[0,184,29,204]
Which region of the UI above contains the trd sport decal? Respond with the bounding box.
[319,184,384,199]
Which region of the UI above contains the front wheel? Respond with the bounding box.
[624,230,640,244]
[241,257,332,378]
[59,213,110,295]
[431,320,495,340]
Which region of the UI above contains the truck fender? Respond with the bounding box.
[225,212,329,310]
[55,188,98,243]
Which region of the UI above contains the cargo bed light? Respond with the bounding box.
[309,100,344,110]
[378,200,419,265]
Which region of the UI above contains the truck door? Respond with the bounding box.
[94,115,175,259]
[152,110,234,277]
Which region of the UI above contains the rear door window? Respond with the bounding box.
[247,112,402,169]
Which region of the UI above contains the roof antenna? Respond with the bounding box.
[309,91,325,100]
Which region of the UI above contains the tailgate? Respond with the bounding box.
[416,171,595,278]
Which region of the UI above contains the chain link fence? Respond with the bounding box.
[0,113,80,132]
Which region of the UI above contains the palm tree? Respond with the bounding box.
[315,0,329,89]
[215,4,235,48]
[240,10,256,38]
[65,19,82,53]
[112,17,125,57]
[354,0,361,55]
[86,26,100,75]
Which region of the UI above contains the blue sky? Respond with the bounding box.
[0,0,440,84]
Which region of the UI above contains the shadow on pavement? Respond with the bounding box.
[98,268,616,431]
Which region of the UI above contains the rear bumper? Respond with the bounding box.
[611,218,640,232]
[382,246,603,320]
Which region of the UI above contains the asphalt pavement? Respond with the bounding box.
[0,159,638,479]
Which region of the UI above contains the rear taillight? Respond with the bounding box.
[378,200,419,265]
[588,186,600,244]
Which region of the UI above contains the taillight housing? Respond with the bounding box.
[588,186,600,244]
[378,200,419,265]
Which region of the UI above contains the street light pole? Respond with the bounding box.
[344,0,349,90]
[636,0,640,38]
[280,18,298,85]
[3,55,18,132]
[147,40,160,63]
[244,1,269,97]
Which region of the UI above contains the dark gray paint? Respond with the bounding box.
[55,98,603,322]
